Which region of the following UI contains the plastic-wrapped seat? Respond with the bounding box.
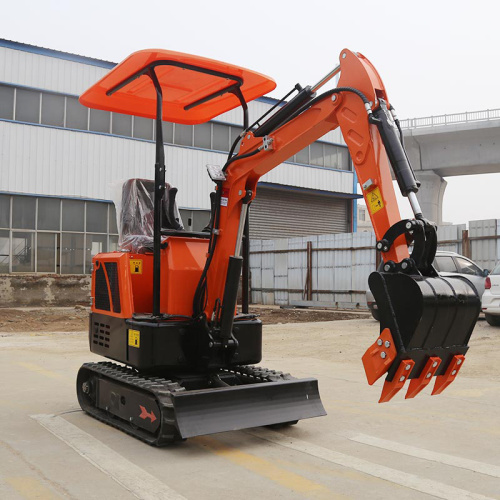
[119,179,184,253]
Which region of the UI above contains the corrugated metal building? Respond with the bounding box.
[0,39,359,274]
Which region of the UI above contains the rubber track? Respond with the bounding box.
[78,362,187,445]
[78,361,294,445]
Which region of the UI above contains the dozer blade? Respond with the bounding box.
[77,362,326,445]
[172,378,326,439]
[363,271,480,402]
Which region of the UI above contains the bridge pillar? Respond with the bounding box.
[404,134,447,224]
[415,171,447,224]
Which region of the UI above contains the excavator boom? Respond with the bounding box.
[199,48,480,402]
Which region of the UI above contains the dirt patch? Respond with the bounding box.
[0,305,368,332]
[246,307,368,324]
[0,306,89,332]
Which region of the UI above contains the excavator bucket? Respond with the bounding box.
[363,271,480,402]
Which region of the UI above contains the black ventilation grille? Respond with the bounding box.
[105,262,121,313]
[92,322,111,348]
[95,266,111,311]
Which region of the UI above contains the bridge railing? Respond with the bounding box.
[400,108,500,129]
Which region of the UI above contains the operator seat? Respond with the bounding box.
[119,178,184,253]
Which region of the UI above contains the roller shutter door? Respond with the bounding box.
[249,186,350,239]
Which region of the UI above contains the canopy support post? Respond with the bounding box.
[149,68,165,317]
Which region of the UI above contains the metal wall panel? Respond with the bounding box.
[0,47,108,95]
[249,221,500,308]
[0,122,353,207]
[262,163,353,193]
[250,230,375,307]
[436,224,466,254]
[249,186,350,240]
[470,219,498,269]
[0,45,349,151]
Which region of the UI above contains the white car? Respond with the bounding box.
[367,251,488,321]
[481,264,500,325]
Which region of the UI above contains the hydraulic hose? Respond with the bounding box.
[280,87,371,130]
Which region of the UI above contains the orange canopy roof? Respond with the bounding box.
[79,49,276,125]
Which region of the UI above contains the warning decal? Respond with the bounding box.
[128,329,140,348]
[220,187,229,207]
[130,259,142,274]
[367,187,384,215]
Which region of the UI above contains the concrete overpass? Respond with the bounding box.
[400,109,500,223]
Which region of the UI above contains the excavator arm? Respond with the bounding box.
[201,49,480,402]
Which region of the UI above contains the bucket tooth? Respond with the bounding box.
[379,359,415,403]
[405,356,441,399]
[432,355,465,396]
[362,328,397,385]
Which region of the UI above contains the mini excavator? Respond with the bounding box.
[76,48,480,444]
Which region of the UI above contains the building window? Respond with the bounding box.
[0,194,10,228]
[133,116,153,140]
[12,231,35,272]
[295,146,309,165]
[15,88,40,124]
[175,124,193,147]
[1,83,352,171]
[89,109,110,133]
[324,144,338,168]
[38,197,61,231]
[41,93,65,127]
[12,196,36,229]
[61,233,84,274]
[112,112,132,137]
[0,84,15,120]
[162,121,174,144]
[66,96,88,130]
[85,233,107,274]
[86,202,108,233]
[109,204,118,234]
[310,142,324,167]
[62,199,85,232]
[0,230,9,272]
[212,123,229,151]
[194,123,211,149]
[37,232,57,273]
[0,194,119,274]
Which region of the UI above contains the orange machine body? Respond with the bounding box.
[78,46,478,419]
[91,236,208,319]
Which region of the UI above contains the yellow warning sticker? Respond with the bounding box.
[128,329,140,348]
[130,259,143,274]
[367,187,384,215]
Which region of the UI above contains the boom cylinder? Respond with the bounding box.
[371,100,419,197]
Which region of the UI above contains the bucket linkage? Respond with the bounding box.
[362,216,481,402]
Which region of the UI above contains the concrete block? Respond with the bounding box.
[0,274,91,307]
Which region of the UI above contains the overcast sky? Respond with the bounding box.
[2,0,500,225]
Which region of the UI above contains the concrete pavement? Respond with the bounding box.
[1,318,499,499]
